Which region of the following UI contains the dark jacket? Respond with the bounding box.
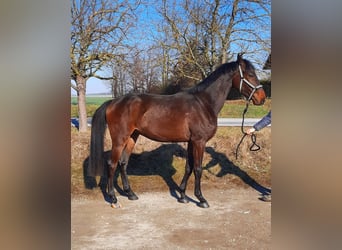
[253,111,271,131]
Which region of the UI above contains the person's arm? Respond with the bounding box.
[253,111,271,131]
[246,111,271,134]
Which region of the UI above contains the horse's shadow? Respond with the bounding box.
[83,144,196,203]
[83,144,271,203]
[204,147,271,195]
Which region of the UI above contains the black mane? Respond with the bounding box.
[187,62,236,94]
[187,59,255,94]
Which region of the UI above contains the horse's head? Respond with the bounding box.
[232,53,266,105]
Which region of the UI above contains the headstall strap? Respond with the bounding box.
[238,65,263,101]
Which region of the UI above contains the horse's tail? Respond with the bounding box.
[88,100,112,177]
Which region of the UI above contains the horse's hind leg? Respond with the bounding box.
[119,132,139,200]
[107,146,123,208]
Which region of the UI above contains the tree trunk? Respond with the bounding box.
[221,0,239,64]
[76,75,88,133]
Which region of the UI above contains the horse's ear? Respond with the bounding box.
[237,53,244,64]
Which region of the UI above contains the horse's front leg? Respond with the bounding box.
[178,158,192,204]
[178,143,194,204]
[192,141,209,208]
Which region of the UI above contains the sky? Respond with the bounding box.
[71,77,109,95]
[71,1,270,95]
[71,2,160,96]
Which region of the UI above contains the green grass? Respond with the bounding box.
[71,96,112,105]
[218,99,271,118]
[71,96,113,117]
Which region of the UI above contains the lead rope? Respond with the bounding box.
[235,102,261,160]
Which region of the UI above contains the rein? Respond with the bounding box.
[235,102,261,160]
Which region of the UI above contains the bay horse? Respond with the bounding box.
[88,54,266,208]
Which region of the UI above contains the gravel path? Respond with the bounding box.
[72,188,271,249]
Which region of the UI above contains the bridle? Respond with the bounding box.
[238,64,263,101]
[235,64,263,159]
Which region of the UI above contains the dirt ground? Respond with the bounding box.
[71,127,271,249]
[71,187,271,249]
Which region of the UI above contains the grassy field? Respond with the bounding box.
[71,125,271,198]
[218,99,271,118]
[71,96,271,118]
[71,96,112,105]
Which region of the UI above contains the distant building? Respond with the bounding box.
[263,53,271,70]
[262,53,271,98]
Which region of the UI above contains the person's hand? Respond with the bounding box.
[246,127,255,135]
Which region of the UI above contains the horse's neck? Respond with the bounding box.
[197,73,233,115]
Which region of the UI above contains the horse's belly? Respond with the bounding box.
[138,122,190,142]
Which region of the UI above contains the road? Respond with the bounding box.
[217,118,270,127]
[71,117,271,128]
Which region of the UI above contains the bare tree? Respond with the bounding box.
[143,48,162,93]
[105,46,161,97]
[159,0,271,86]
[71,0,140,132]
[128,50,160,93]
[108,54,130,98]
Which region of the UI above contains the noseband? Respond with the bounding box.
[238,65,263,101]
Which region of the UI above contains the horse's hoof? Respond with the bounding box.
[128,194,139,200]
[111,202,122,208]
[198,201,209,208]
[178,197,189,204]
